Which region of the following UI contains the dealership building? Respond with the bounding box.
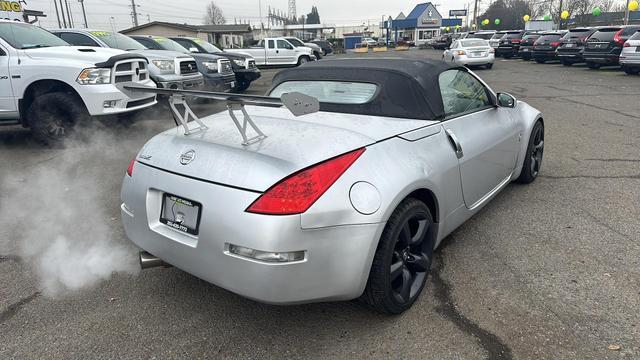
[384,2,463,45]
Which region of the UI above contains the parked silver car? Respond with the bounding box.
[621,30,640,75]
[121,59,544,314]
[442,39,495,68]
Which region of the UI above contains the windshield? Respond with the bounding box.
[286,38,305,47]
[270,81,378,104]
[0,22,68,49]
[90,31,146,50]
[191,38,222,52]
[461,39,488,47]
[151,37,189,53]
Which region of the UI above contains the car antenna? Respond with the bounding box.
[121,85,319,145]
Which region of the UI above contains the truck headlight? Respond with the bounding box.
[232,59,246,67]
[152,60,175,72]
[202,61,218,72]
[76,68,111,85]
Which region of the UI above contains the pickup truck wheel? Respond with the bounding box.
[27,92,89,145]
[361,198,435,314]
[297,56,310,66]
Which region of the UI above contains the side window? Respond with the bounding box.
[135,37,160,50]
[277,40,292,49]
[267,40,275,49]
[59,33,99,47]
[438,70,492,118]
[0,46,5,56]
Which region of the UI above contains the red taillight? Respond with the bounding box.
[613,29,625,45]
[126,158,136,177]
[511,39,521,44]
[550,41,561,47]
[246,148,366,215]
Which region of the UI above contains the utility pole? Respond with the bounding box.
[558,0,563,30]
[147,14,151,23]
[78,0,88,28]
[625,0,631,25]
[130,0,140,27]
[64,0,73,27]
[58,0,67,28]
[54,0,62,28]
[473,0,478,29]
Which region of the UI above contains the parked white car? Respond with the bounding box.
[442,39,495,69]
[620,31,640,75]
[233,38,315,66]
[0,20,156,144]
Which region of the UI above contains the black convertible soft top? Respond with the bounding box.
[269,58,467,121]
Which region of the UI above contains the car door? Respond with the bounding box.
[438,69,519,208]
[56,32,100,47]
[0,43,17,120]
[276,39,296,64]
[264,39,279,65]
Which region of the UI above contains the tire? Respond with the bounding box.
[313,51,322,60]
[361,198,435,314]
[503,54,512,59]
[297,56,310,66]
[561,59,572,66]
[485,63,494,69]
[623,66,640,75]
[233,80,251,92]
[516,121,544,184]
[586,62,600,69]
[535,58,545,64]
[522,54,531,61]
[26,92,90,145]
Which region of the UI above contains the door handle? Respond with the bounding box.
[276,50,279,53]
[445,129,464,159]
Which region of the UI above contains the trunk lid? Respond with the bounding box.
[137,106,433,191]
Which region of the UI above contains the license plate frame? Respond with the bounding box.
[160,193,202,235]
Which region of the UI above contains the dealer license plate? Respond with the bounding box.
[565,43,575,48]
[160,194,202,235]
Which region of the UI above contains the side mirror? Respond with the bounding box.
[497,93,516,108]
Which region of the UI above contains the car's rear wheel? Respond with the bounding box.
[535,58,545,64]
[517,120,544,184]
[27,92,89,146]
[522,54,531,61]
[485,63,494,69]
[586,62,601,69]
[361,198,435,314]
[561,59,572,66]
[623,66,639,75]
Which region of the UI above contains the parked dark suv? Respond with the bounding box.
[518,33,542,60]
[583,25,640,69]
[497,30,534,58]
[556,27,597,66]
[310,40,334,56]
[433,34,453,50]
[532,32,564,63]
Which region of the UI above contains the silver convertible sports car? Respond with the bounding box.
[121,59,544,314]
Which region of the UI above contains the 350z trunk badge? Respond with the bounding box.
[180,150,196,165]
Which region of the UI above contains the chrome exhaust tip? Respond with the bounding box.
[139,251,171,270]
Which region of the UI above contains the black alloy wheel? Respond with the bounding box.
[361,198,435,314]
[517,121,544,183]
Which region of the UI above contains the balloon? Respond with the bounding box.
[593,7,602,16]
[630,1,639,11]
[494,19,501,25]
[455,25,461,29]
[523,15,530,22]
[445,26,450,32]
[483,19,490,26]
[544,15,551,21]
[561,10,569,20]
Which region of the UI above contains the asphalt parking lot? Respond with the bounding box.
[1,49,639,359]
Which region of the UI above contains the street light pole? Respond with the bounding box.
[53,0,62,28]
[78,0,88,28]
[473,0,478,29]
[625,0,631,25]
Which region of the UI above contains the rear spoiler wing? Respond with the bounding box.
[122,84,320,145]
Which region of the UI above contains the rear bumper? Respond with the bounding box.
[496,46,518,56]
[582,53,620,64]
[532,50,557,59]
[619,52,640,65]
[556,50,584,61]
[121,162,383,304]
[454,55,494,65]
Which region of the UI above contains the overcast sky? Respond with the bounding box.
[26,0,476,30]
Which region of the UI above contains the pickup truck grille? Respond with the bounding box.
[180,60,199,75]
[113,60,149,84]
[218,59,233,75]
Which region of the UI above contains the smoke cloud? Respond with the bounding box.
[1,124,144,297]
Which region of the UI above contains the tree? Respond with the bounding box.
[479,0,532,30]
[203,2,226,25]
[306,6,321,24]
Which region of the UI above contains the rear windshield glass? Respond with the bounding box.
[537,34,562,42]
[461,39,488,47]
[522,34,540,40]
[589,29,620,41]
[630,31,640,40]
[503,32,522,39]
[562,29,592,39]
[472,32,494,40]
[621,27,640,36]
[270,81,378,104]
[490,33,505,40]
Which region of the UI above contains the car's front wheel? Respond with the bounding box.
[27,92,90,145]
[517,120,544,184]
[361,198,435,314]
[297,56,310,65]
[586,62,601,69]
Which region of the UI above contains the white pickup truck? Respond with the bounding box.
[0,20,157,144]
[231,37,315,66]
